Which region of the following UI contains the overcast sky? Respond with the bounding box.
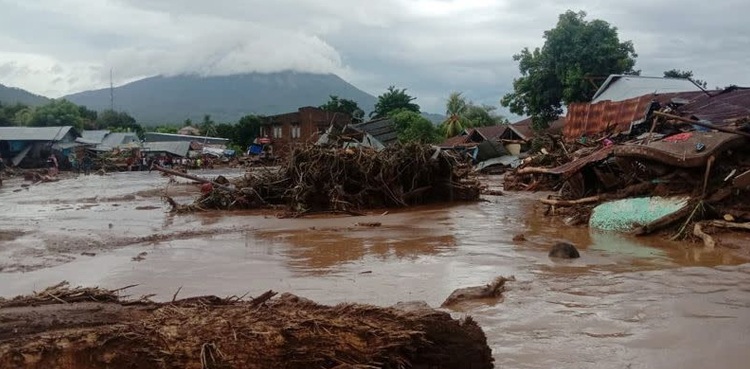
[0,0,748,115]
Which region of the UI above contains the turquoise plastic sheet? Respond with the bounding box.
[589,197,689,232]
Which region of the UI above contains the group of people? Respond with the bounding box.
[67,153,94,175]
[124,155,208,171]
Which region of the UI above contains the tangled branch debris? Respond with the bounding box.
[165,143,481,215]
[1,285,494,369]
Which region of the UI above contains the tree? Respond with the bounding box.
[234,115,262,148]
[320,95,365,123]
[464,104,508,127]
[0,102,29,126]
[663,69,707,89]
[441,92,508,138]
[153,125,179,134]
[371,86,420,119]
[390,110,440,144]
[501,10,638,130]
[97,110,144,138]
[214,123,236,141]
[200,115,215,136]
[28,99,86,130]
[441,92,469,138]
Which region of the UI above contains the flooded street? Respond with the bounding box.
[1,171,749,368]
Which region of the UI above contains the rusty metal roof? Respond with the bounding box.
[563,92,704,141]
[474,125,508,140]
[677,87,750,124]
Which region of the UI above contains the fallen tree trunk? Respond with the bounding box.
[0,285,494,369]
[540,195,601,206]
[693,220,750,249]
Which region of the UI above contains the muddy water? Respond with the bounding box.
[1,171,749,368]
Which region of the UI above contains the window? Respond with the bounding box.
[273,125,282,138]
[291,124,301,139]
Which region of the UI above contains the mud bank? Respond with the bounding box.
[0,284,492,369]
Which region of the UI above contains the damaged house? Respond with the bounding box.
[0,126,81,168]
[506,74,750,242]
[260,107,352,156]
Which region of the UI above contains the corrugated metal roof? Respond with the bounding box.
[563,92,704,141]
[440,132,473,148]
[592,75,701,103]
[81,130,111,144]
[504,119,535,141]
[0,126,77,141]
[143,141,192,157]
[677,87,750,124]
[101,132,139,149]
[350,118,399,146]
[144,132,229,145]
[474,125,508,140]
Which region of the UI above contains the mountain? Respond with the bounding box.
[0,84,50,106]
[421,112,445,124]
[64,71,378,125]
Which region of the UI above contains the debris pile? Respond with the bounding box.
[0,284,494,369]
[165,143,481,215]
[504,87,750,246]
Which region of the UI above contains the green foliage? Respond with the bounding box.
[235,115,262,148]
[0,102,30,126]
[464,104,508,127]
[390,110,440,144]
[200,115,215,136]
[441,92,508,138]
[371,86,420,119]
[663,69,707,89]
[320,95,365,122]
[97,110,144,139]
[214,123,236,141]
[501,10,638,130]
[28,99,88,130]
[153,125,179,134]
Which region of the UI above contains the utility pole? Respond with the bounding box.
[109,68,114,111]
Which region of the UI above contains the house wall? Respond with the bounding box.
[261,107,351,155]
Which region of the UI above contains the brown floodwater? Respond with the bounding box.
[1,170,749,368]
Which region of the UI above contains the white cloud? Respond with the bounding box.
[0,0,748,112]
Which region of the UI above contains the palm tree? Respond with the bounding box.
[441,92,468,137]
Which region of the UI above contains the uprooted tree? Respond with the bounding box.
[501,10,638,130]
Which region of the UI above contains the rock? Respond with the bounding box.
[549,242,580,259]
[441,276,514,308]
[512,234,526,242]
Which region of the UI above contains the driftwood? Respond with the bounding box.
[167,144,481,215]
[540,195,600,206]
[693,220,750,249]
[1,285,494,369]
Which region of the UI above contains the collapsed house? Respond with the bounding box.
[0,126,81,168]
[505,75,750,245]
[439,119,565,174]
[143,132,231,159]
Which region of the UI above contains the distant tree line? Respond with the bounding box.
[0,99,144,138]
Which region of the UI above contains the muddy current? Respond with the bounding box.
[1,170,749,369]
